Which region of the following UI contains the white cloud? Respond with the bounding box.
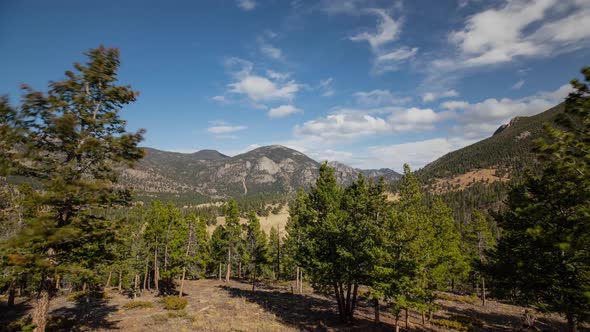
[260,44,282,60]
[512,79,525,89]
[267,105,303,118]
[443,0,590,68]
[440,100,469,110]
[237,0,257,11]
[207,125,248,134]
[293,107,453,141]
[224,57,301,103]
[423,90,459,103]
[448,83,572,138]
[348,8,417,74]
[211,95,226,102]
[320,0,366,15]
[350,8,401,50]
[319,78,335,97]
[353,89,411,107]
[362,137,478,170]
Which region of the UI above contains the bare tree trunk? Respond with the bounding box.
[55,275,60,290]
[567,313,578,332]
[296,266,300,294]
[373,298,380,326]
[105,271,112,288]
[133,274,139,299]
[300,267,304,294]
[225,248,231,283]
[482,277,486,306]
[82,282,87,292]
[405,308,409,329]
[32,284,50,332]
[218,263,222,281]
[143,261,148,291]
[252,264,256,291]
[7,281,16,307]
[154,238,159,292]
[118,271,122,292]
[179,267,187,297]
[422,311,426,325]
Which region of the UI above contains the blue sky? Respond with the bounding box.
[1,0,589,171]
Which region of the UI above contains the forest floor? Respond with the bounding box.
[0,279,585,332]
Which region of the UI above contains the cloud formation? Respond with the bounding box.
[268,105,303,118]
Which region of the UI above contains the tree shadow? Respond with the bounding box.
[220,284,395,331]
[442,305,570,332]
[46,296,120,331]
[0,299,33,332]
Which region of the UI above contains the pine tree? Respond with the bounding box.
[490,67,590,332]
[465,210,495,305]
[0,46,144,332]
[245,211,268,290]
[268,226,281,280]
[223,199,242,282]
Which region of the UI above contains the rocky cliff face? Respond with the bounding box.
[121,145,400,198]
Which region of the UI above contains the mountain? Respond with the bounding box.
[418,103,564,181]
[415,103,564,223]
[121,145,401,200]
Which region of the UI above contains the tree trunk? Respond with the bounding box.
[55,275,60,290]
[82,282,87,292]
[154,239,159,291]
[333,283,345,322]
[218,263,222,281]
[405,308,409,329]
[179,267,187,298]
[422,311,426,325]
[143,261,148,291]
[133,274,138,299]
[7,281,16,307]
[567,313,578,332]
[118,271,122,292]
[225,248,231,283]
[252,264,256,291]
[482,277,486,306]
[373,298,380,326]
[296,266,300,294]
[32,285,50,332]
[276,229,280,280]
[299,269,304,294]
[105,271,112,288]
[350,283,359,320]
[238,261,242,279]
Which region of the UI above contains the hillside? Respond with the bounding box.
[416,103,565,222]
[121,145,401,201]
[418,103,564,180]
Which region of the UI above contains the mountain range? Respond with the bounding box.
[121,145,401,200]
[122,103,564,205]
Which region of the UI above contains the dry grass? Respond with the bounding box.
[24,279,581,332]
[430,168,511,194]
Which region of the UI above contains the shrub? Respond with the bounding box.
[436,292,479,304]
[161,296,188,310]
[123,301,154,310]
[431,319,471,331]
[453,314,484,328]
[151,314,168,324]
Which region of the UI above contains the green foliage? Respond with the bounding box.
[0,46,144,330]
[160,296,188,310]
[490,67,590,330]
[122,300,154,310]
[245,211,269,283]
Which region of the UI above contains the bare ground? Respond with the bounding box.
[1,279,586,331]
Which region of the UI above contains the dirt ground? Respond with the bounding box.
[1,279,585,331]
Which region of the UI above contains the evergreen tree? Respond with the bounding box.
[268,226,281,280]
[0,46,144,332]
[245,211,269,290]
[490,67,590,332]
[464,210,495,305]
[223,199,242,282]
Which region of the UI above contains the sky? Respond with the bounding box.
[1,0,589,172]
